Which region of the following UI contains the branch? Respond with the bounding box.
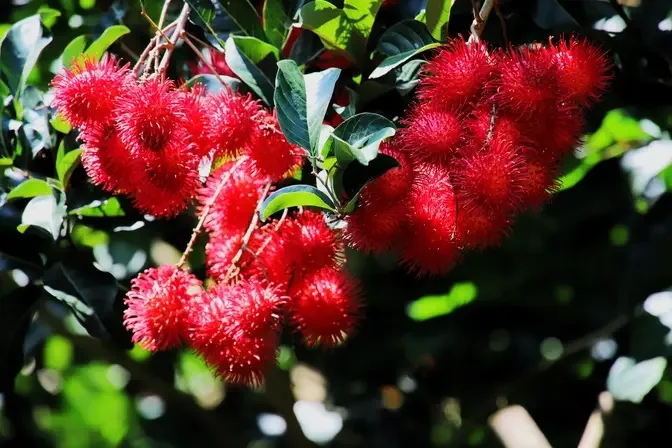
[488,405,552,448]
[157,2,190,76]
[469,0,495,41]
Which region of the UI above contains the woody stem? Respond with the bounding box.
[157,2,190,76]
[469,0,495,41]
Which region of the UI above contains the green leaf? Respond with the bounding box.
[274,60,341,155]
[225,35,278,105]
[50,115,72,133]
[260,185,336,221]
[343,0,384,41]
[407,282,478,321]
[18,193,66,239]
[0,157,12,167]
[186,0,266,41]
[43,335,73,372]
[68,197,126,217]
[327,112,396,165]
[425,0,452,41]
[263,0,289,49]
[6,178,53,200]
[369,20,440,79]
[61,35,87,67]
[0,14,53,98]
[607,356,667,403]
[342,153,399,213]
[185,73,241,94]
[183,0,226,48]
[84,25,130,61]
[56,147,83,187]
[38,6,62,28]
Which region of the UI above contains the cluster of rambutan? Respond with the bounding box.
[51,54,361,386]
[345,36,611,275]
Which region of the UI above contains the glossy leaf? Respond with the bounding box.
[369,20,439,79]
[6,178,53,201]
[185,0,265,41]
[607,356,667,403]
[326,112,396,165]
[56,146,83,187]
[425,0,452,41]
[68,198,126,217]
[61,35,87,67]
[225,35,277,105]
[263,0,289,49]
[18,193,66,240]
[260,184,336,221]
[0,14,53,98]
[343,0,384,41]
[84,25,130,61]
[50,115,71,133]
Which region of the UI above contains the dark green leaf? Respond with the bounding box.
[186,0,266,41]
[184,0,226,48]
[68,197,126,217]
[425,0,452,41]
[342,153,399,211]
[84,25,130,61]
[607,356,667,403]
[327,112,396,165]
[185,74,242,94]
[0,285,41,393]
[369,20,439,79]
[42,257,126,345]
[260,184,336,221]
[263,0,289,49]
[37,6,62,28]
[56,147,82,187]
[225,35,277,105]
[0,14,53,98]
[61,35,87,67]
[6,178,53,201]
[333,86,357,120]
[274,60,341,154]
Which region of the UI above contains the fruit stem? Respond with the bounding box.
[157,2,190,76]
[469,0,494,41]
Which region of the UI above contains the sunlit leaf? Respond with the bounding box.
[69,197,126,217]
[61,34,87,67]
[56,146,83,188]
[407,282,478,321]
[370,20,439,79]
[607,356,667,403]
[263,0,289,49]
[425,0,452,40]
[260,184,336,221]
[225,35,278,104]
[84,25,130,61]
[6,178,53,201]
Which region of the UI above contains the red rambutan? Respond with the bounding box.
[188,48,236,79]
[79,125,134,193]
[361,142,414,203]
[517,150,560,210]
[207,91,264,159]
[247,112,304,181]
[550,36,612,107]
[399,103,463,162]
[123,265,202,351]
[344,193,406,253]
[51,54,132,129]
[466,105,522,148]
[282,210,343,275]
[205,232,243,282]
[454,201,511,249]
[239,222,292,288]
[519,103,583,163]
[178,83,213,157]
[417,37,493,111]
[289,267,361,347]
[400,163,461,276]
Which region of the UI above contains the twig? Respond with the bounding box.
[469,0,495,41]
[157,3,191,76]
[224,182,273,280]
[237,208,290,273]
[133,22,178,75]
[488,405,552,448]
[177,157,247,268]
[578,392,614,448]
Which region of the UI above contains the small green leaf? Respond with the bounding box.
[263,0,289,49]
[38,6,62,28]
[425,0,452,41]
[43,335,73,372]
[7,178,53,200]
[607,356,667,403]
[0,157,12,167]
[50,115,72,133]
[274,60,341,155]
[260,185,336,221]
[369,20,440,79]
[0,15,53,98]
[56,148,83,187]
[225,35,277,105]
[68,197,125,217]
[326,112,396,165]
[84,25,130,61]
[407,282,478,321]
[185,74,241,94]
[61,35,87,67]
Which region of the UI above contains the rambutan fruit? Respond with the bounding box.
[178,83,213,157]
[362,142,414,203]
[205,232,243,282]
[417,37,493,111]
[492,45,560,117]
[239,223,292,289]
[188,48,236,78]
[399,103,463,162]
[517,150,560,210]
[199,158,269,236]
[51,54,132,129]
[466,105,523,148]
[519,103,583,163]
[344,193,406,253]
[247,112,304,181]
[123,265,202,351]
[207,91,264,159]
[282,210,343,275]
[79,125,134,193]
[549,36,612,107]
[188,279,285,385]
[289,267,361,348]
[400,163,461,276]
[454,201,511,250]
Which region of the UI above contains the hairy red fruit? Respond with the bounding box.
[517,151,560,210]
[493,46,560,117]
[239,223,292,288]
[550,36,611,107]
[188,49,236,79]
[417,37,492,111]
[363,142,414,202]
[467,106,522,148]
[289,267,361,347]
[178,83,213,157]
[207,92,264,159]
[454,202,511,250]
[205,232,243,282]
[520,104,583,163]
[51,54,132,129]
[451,139,527,215]
[188,280,285,385]
[79,125,133,192]
[199,158,269,236]
[282,211,343,275]
[248,112,304,181]
[399,104,463,162]
[400,163,460,276]
[123,265,202,351]
[345,193,406,253]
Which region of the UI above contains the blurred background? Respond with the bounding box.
[2,0,672,447]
